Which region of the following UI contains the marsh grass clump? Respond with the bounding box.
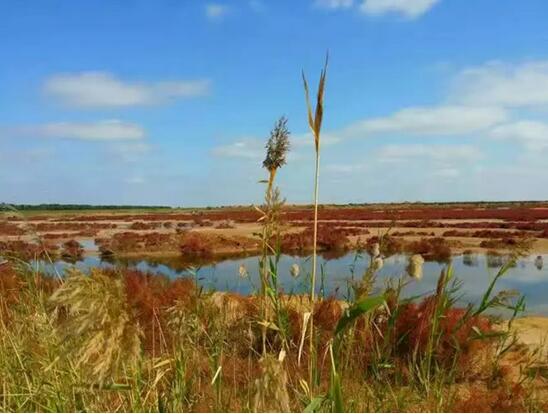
[49,268,142,383]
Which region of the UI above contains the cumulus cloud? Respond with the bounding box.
[315,0,354,9]
[360,0,440,18]
[212,139,264,160]
[44,72,210,108]
[22,120,145,141]
[107,142,152,163]
[489,120,548,150]
[325,163,369,174]
[452,61,548,108]
[433,167,460,178]
[343,105,507,137]
[205,3,230,20]
[376,144,481,163]
[125,176,146,185]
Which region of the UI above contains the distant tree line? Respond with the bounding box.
[0,203,172,211]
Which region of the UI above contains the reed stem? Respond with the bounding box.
[309,149,320,390]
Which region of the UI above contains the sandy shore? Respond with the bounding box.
[512,317,548,353]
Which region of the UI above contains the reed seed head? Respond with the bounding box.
[535,255,543,270]
[407,254,425,280]
[302,53,328,152]
[372,256,384,272]
[263,116,290,173]
[239,263,249,278]
[371,242,380,258]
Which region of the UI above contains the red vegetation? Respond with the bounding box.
[0,221,24,236]
[279,226,350,253]
[96,232,175,255]
[406,237,452,262]
[179,232,214,257]
[0,263,59,321]
[365,235,451,261]
[41,230,98,239]
[366,235,404,257]
[480,238,520,249]
[60,240,83,262]
[33,203,548,224]
[122,269,197,353]
[0,263,21,320]
[130,221,161,230]
[392,301,492,369]
[32,222,116,231]
[452,383,528,412]
[0,240,58,261]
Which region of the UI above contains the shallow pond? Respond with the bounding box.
[30,251,548,316]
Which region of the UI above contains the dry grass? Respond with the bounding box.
[1,258,545,412]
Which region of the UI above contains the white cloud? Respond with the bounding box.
[206,3,230,20]
[44,72,210,108]
[360,0,440,18]
[453,61,548,108]
[27,120,145,141]
[315,0,354,9]
[344,105,507,137]
[292,131,342,147]
[325,163,369,174]
[377,144,482,163]
[489,121,548,150]
[125,176,146,185]
[433,167,460,178]
[212,139,264,160]
[108,142,152,163]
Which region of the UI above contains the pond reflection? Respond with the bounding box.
[32,252,548,316]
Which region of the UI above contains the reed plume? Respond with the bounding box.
[49,268,142,384]
[263,116,290,199]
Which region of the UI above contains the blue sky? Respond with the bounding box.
[2,0,548,206]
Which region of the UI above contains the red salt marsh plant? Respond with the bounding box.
[96,231,176,254]
[179,231,214,258]
[0,221,24,235]
[279,226,350,254]
[129,221,160,230]
[406,237,452,263]
[60,239,84,262]
[0,240,58,261]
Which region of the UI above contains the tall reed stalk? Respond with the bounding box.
[302,55,328,391]
[259,117,290,354]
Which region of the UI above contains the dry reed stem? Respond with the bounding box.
[302,53,328,391]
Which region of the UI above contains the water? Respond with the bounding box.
[31,252,548,316]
